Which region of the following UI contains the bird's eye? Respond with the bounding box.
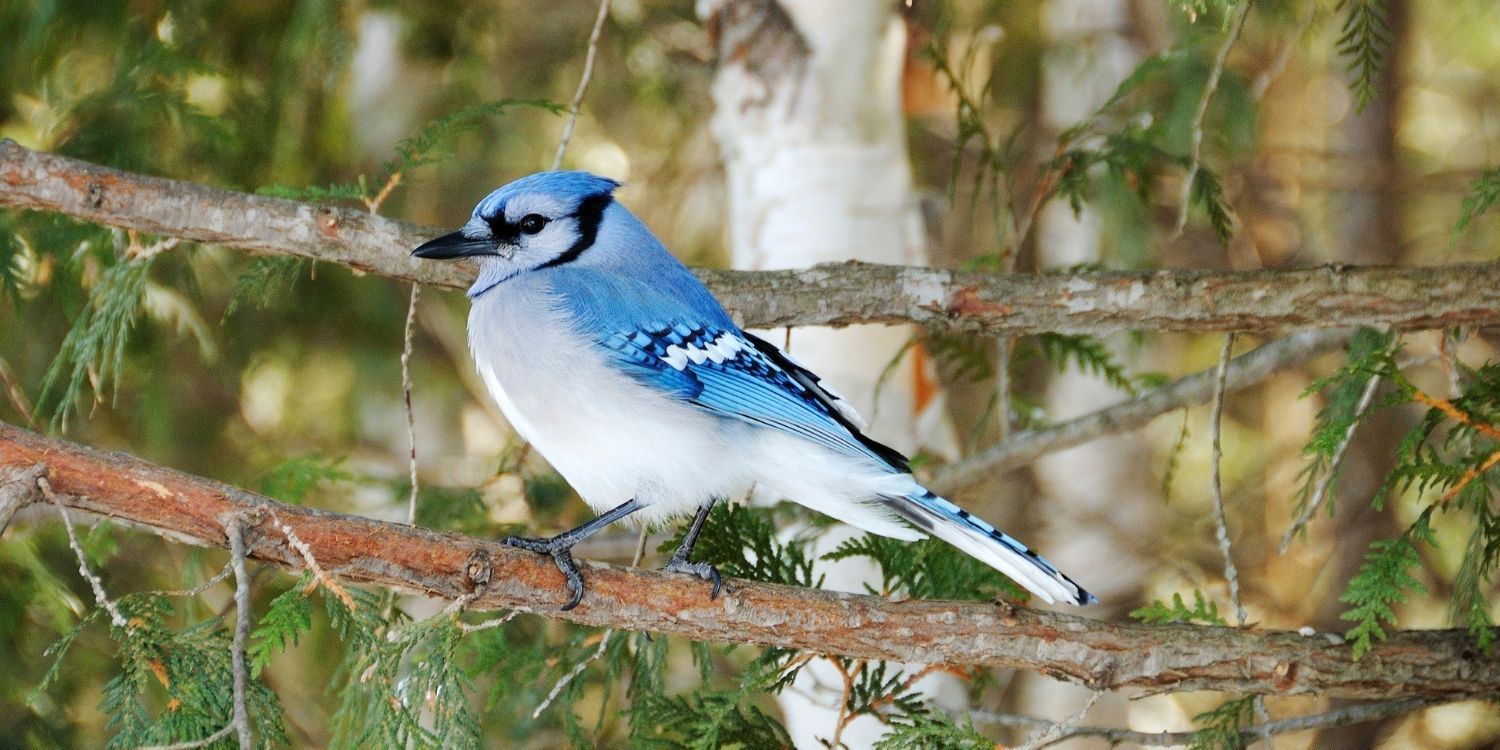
[518,214,548,235]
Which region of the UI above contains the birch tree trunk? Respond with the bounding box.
[701,1,957,745]
[1020,0,1161,739]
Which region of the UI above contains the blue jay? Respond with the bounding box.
[413,172,1095,611]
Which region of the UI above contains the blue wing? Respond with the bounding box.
[601,323,909,473]
[551,267,908,473]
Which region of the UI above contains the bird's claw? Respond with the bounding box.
[503,535,585,611]
[664,555,726,599]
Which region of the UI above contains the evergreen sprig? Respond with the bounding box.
[225,256,310,319]
[256,454,351,505]
[873,711,994,750]
[326,587,481,749]
[1455,166,1500,242]
[824,534,1029,602]
[383,99,568,179]
[628,688,793,750]
[1188,695,1257,750]
[249,582,314,677]
[38,254,155,430]
[1131,590,1227,626]
[1340,512,1433,659]
[1036,333,1138,395]
[662,502,822,588]
[1290,328,1397,528]
[1337,0,1393,112]
[36,592,289,749]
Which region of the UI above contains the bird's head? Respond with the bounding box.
[412,171,620,295]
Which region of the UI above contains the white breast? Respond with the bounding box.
[466,280,755,525]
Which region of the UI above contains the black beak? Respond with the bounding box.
[412,230,494,260]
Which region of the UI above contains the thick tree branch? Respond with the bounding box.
[2,422,1495,700]
[5,140,1500,335]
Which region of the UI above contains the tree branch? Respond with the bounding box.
[931,328,1351,491]
[970,696,1441,747]
[2,422,1495,700]
[5,140,1500,335]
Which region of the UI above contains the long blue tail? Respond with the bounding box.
[881,490,1096,606]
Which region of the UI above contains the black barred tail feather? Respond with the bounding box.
[880,490,1096,606]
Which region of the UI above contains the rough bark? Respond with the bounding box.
[1,421,1495,701]
[4,140,1500,335]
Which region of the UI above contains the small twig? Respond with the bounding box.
[268,510,355,609]
[123,230,180,261]
[550,0,612,171]
[1279,364,1386,553]
[458,610,518,634]
[1173,0,1253,238]
[0,356,37,428]
[1251,0,1313,99]
[532,630,612,719]
[529,524,647,718]
[1439,448,1500,507]
[1016,690,1102,750]
[1412,389,1500,442]
[139,723,237,750]
[995,336,1013,440]
[0,462,46,536]
[933,329,1351,492]
[1440,329,1463,398]
[1209,333,1246,626]
[1251,695,1273,749]
[970,696,1437,746]
[363,172,403,215]
[401,283,421,526]
[829,658,865,747]
[226,514,255,750]
[38,476,127,628]
[155,562,234,598]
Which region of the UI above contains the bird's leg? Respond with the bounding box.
[663,497,725,598]
[502,497,642,611]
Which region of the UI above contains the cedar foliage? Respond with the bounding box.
[3,1,1499,748]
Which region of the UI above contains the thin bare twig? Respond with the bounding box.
[551,0,612,170]
[139,723,237,750]
[1251,0,1314,99]
[38,476,127,628]
[363,172,403,215]
[1209,333,1246,626]
[970,696,1439,747]
[0,356,37,428]
[0,462,46,536]
[226,514,255,750]
[267,509,355,609]
[156,562,234,598]
[933,329,1351,492]
[401,283,421,525]
[1174,0,1253,238]
[1016,690,1102,750]
[530,525,648,718]
[458,610,518,634]
[1251,695,1273,749]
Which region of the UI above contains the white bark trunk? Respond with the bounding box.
[702,1,959,745]
[1022,0,1164,742]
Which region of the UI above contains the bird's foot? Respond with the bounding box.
[502,535,585,611]
[663,554,725,599]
